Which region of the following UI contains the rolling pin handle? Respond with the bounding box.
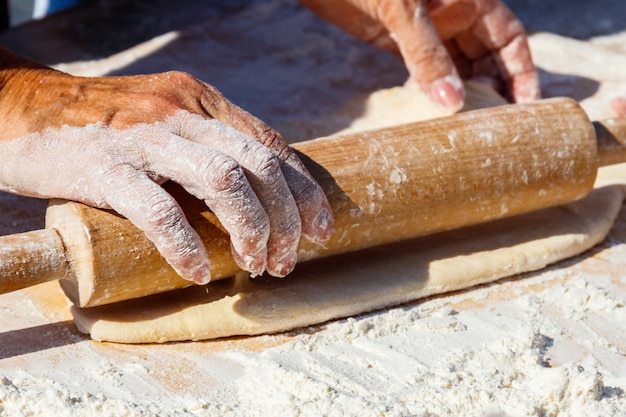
[0,228,69,294]
[595,117,626,167]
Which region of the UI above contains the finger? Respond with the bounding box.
[443,40,471,79]
[300,0,396,50]
[102,164,212,285]
[466,0,540,102]
[496,34,541,102]
[168,114,303,277]
[279,150,334,245]
[198,86,335,244]
[469,53,505,95]
[428,0,478,40]
[454,29,489,60]
[239,125,334,246]
[378,0,465,110]
[129,123,273,277]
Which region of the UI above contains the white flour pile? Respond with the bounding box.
[0,1,625,416]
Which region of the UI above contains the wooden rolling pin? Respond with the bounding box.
[1,97,625,307]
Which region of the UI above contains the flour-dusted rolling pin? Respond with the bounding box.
[1,98,624,307]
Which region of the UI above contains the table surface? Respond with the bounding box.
[0,1,625,415]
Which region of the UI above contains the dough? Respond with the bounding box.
[71,84,626,343]
[276,81,507,140]
[72,184,625,343]
[332,81,507,135]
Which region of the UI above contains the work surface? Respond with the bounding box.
[1,0,626,415]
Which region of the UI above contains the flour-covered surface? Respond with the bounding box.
[1,0,626,416]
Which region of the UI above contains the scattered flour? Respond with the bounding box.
[213,276,626,417]
[1,265,625,416]
[0,373,164,417]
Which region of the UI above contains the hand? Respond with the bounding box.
[0,48,334,283]
[301,0,540,110]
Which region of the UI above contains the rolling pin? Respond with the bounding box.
[0,97,625,307]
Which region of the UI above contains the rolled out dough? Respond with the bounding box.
[277,81,507,140]
[71,85,626,343]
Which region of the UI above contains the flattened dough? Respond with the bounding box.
[72,185,625,343]
[277,81,507,140]
[332,81,507,135]
[71,84,626,343]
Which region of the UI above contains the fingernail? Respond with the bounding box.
[270,251,298,278]
[191,260,212,285]
[233,249,266,278]
[247,254,266,277]
[312,208,334,242]
[429,76,465,111]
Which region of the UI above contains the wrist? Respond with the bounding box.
[0,46,62,139]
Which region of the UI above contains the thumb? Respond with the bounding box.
[381,0,465,111]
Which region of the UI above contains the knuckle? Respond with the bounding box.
[140,193,201,260]
[241,218,271,246]
[142,200,199,259]
[248,146,281,183]
[199,88,225,114]
[201,81,226,100]
[138,71,202,115]
[133,91,182,117]
[143,194,182,231]
[205,156,247,194]
[164,70,200,88]
[415,44,451,68]
[296,175,322,201]
[281,215,303,242]
[254,126,288,158]
[101,162,138,188]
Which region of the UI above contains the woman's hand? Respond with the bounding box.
[301,0,540,110]
[0,48,334,283]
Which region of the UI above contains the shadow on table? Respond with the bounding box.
[537,68,601,103]
[0,0,250,64]
[506,0,626,39]
[0,320,85,360]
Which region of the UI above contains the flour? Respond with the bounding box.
[2,269,624,417]
[0,373,156,417]
[215,273,625,417]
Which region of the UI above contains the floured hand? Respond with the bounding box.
[301,0,540,110]
[0,47,334,283]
